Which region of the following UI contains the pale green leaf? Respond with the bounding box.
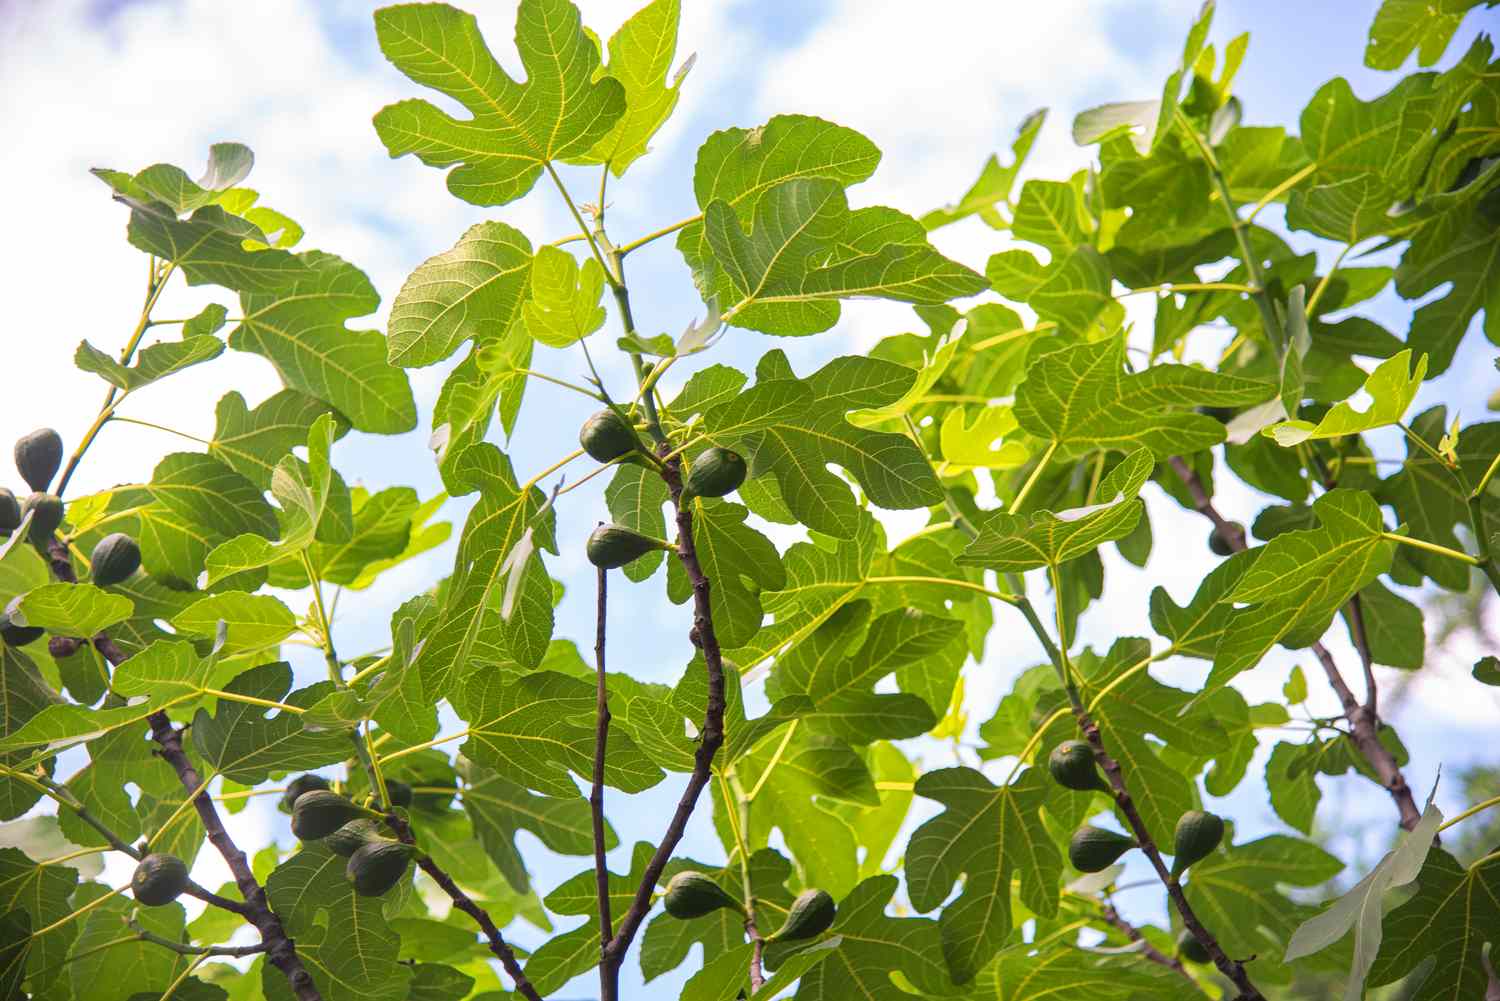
[373,0,625,206]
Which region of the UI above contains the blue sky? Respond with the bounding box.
[2,0,1498,996]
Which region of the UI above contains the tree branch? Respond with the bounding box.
[1010,550,1265,999]
[602,447,728,972]
[382,813,543,1001]
[1074,704,1265,1000]
[145,714,320,1000]
[1098,900,1189,979]
[591,564,616,1001]
[42,539,320,999]
[1164,456,1423,831]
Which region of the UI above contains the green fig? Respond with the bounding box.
[1068,825,1136,872]
[1048,740,1108,793]
[1170,810,1224,878]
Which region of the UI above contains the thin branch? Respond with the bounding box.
[383,812,543,1001]
[1014,566,1265,999]
[130,922,268,957]
[1164,457,1423,831]
[40,542,319,998]
[591,564,616,997]
[602,436,728,972]
[1098,900,1189,979]
[146,714,321,1000]
[1345,595,1377,713]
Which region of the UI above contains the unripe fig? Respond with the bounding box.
[327,818,383,858]
[15,429,63,492]
[278,774,332,814]
[1048,740,1108,793]
[384,779,413,808]
[131,853,190,906]
[771,888,836,942]
[586,524,672,569]
[1170,810,1224,878]
[1068,825,1136,872]
[1,597,43,647]
[682,447,747,501]
[1177,931,1211,964]
[0,488,20,534]
[290,789,364,841]
[579,409,639,463]
[662,871,739,919]
[1207,523,1241,557]
[346,840,413,897]
[21,493,63,546]
[90,533,141,587]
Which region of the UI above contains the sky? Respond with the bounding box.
[2,0,1499,997]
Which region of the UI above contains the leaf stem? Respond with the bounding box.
[743,721,799,802]
[1004,707,1068,784]
[1176,109,1287,358]
[1440,794,1500,833]
[377,730,470,765]
[108,415,212,445]
[1117,281,1259,297]
[1244,162,1317,223]
[1010,440,1057,514]
[1381,531,1480,565]
[514,367,607,401]
[56,261,177,497]
[617,213,704,257]
[1303,242,1355,317]
[865,574,1018,604]
[545,162,620,289]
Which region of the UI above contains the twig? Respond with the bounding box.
[41,539,319,998]
[591,564,615,997]
[1163,457,1423,831]
[1098,900,1189,979]
[1074,702,1264,999]
[382,813,543,1001]
[145,714,320,999]
[1345,595,1377,714]
[601,441,728,975]
[130,922,268,957]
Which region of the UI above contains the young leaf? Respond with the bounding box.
[1207,490,1396,697]
[1014,336,1272,459]
[521,246,606,348]
[574,0,690,174]
[1266,350,1427,446]
[1285,798,1443,1001]
[957,448,1154,570]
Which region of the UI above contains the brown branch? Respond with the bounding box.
[42,539,320,998]
[601,449,728,974]
[1345,595,1377,713]
[1075,705,1265,1001]
[146,714,320,1000]
[591,564,615,1001]
[1099,900,1189,979]
[382,814,543,1001]
[1165,456,1423,831]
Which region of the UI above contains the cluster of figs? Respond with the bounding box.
[128,776,419,907]
[1048,739,1226,963]
[283,775,417,897]
[576,409,747,570]
[662,870,837,943]
[1,428,143,647]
